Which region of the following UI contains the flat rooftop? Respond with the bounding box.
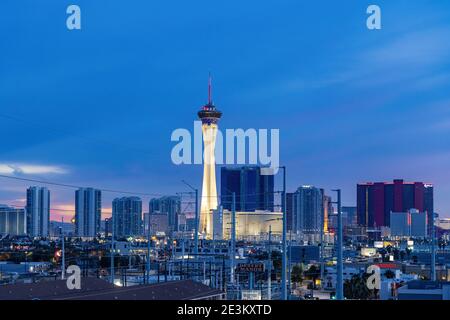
[0,278,223,300]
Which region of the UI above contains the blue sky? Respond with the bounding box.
[1,0,450,219]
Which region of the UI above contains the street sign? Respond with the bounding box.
[241,290,262,300]
[236,263,265,273]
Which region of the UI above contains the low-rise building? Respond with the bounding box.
[0,205,26,236]
[397,280,450,300]
[390,209,428,238]
[212,208,282,240]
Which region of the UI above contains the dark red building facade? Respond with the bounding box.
[357,179,433,231]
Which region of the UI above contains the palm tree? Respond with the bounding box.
[291,263,304,287]
[344,274,376,300]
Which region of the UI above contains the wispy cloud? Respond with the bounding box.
[271,27,450,96]
[365,28,450,69]
[0,163,68,175]
[413,72,450,90]
[430,119,450,131]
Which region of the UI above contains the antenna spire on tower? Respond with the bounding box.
[208,73,212,104]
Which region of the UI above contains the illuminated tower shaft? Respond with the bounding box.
[198,77,222,239]
[200,124,218,237]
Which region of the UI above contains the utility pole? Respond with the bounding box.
[320,197,324,287]
[203,260,206,283]
[182,223,186,266]
[280,166,287,300]
[146,224,151,284]
[61,217,65,280]
[230,192,236,284]
[288,231,292,294]
[431,212,436,281]
[181,181,199,283]
[332,189,343,300]
[195,188,199,257]
[110,212,115,284]
[171,240,175,278]
[268,225,272,300]
[181,181,199,257]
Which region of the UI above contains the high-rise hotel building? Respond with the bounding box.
[292,185,324,236]
[357,179,433,231]
[0,205,26,236]
[148,196,181,232]
[75,188,102,237]
[221,166,274,212]
[26,186,50,237]
[112,197,142,238]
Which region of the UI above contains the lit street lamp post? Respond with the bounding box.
[110,211,115,284]
[332,189,343,300]
[61,217,65,280]
[280,166,287,300]
[431,212,436,281]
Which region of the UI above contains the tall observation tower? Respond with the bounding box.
[198,76,222,239]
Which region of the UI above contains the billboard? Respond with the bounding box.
[236,263,265,273]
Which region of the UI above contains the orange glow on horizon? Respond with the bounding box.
[50,203,112,221]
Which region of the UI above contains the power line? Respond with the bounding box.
[0,174,164,197]
[0,174,283,209]
[0,173,281,199]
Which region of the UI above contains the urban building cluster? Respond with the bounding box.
[1,90,450,301]
[0,187,186,239]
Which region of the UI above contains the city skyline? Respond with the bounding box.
[1,0,450,219]
[2,1,450,304]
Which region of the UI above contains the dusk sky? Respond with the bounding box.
[1,0,450,220]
